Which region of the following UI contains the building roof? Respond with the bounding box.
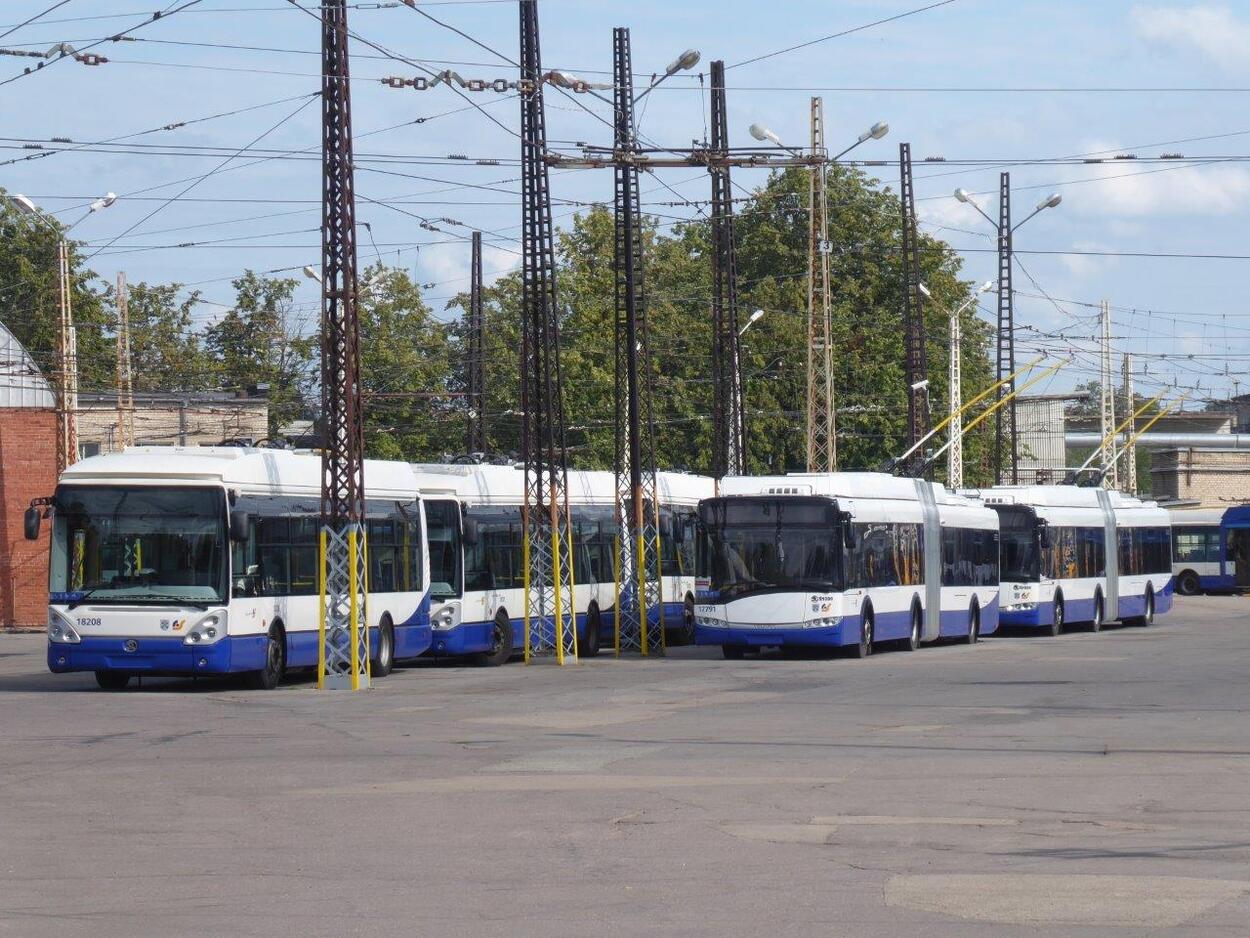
[0,320,54,409]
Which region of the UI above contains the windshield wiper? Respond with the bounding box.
[722,579,774,598]
[66,588,105,611]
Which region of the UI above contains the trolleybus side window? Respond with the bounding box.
[1119,526,1172,576]
[847,522,923,588]
[1173,526,1217,563]
[1043,526,1104,580]
[464,506,523,592]
[940,528,1000,587]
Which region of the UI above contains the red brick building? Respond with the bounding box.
[0,322,56,630]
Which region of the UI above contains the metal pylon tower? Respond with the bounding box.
[466,230,487,454]
[806,97,836,473]
[899,143,929,474]
[708,59,745,478]
[948,293,964,489]
[1121,353,1137,494]
[55,238,77,473]
[318,0,370,690]
[519,0,576,664]
[1099,299,1118,490]
[114,272,135,451]
[995,172,1017,484]
[612,26,663,656]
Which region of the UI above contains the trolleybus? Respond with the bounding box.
[981,485,1173,633]
[693,473,1000,658]
[413,462,712,664]
[1169,508,1230,595]
[30,447,432,689]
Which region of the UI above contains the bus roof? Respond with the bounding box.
[60,446,419,499]
[1167,507,1227,525]
[718,472,955,504]
[969,484,1159,511]
[410,462,713,507]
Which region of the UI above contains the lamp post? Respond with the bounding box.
[922,280,994,488]
[750,119,888,160]
[9,192,116,473]
[634,48,700,105]
[953,182,1061,483]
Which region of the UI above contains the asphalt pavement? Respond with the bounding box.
[1,595,1248,937]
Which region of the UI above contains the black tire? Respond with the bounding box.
[1090,593,1105,633]
[902,602,922,651]
[674,596,697,646]
[94,671,130,691]
[965,603,980,645]
[581,605,602,658]
[1050,595,1065,637]
[722,645,746,660]
[1129,588,1155,627]
[474,612,513,667]
[1177,570,1200,596]
[373,616,395,677]
[851,608,874,659]
[247,625,286,690]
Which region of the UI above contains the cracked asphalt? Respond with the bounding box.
[2,594,1249,936]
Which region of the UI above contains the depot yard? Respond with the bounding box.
[1,595,1248,937]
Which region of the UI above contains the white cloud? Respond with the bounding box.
[1060,142,1250,217]
[1130,4,1250,73]
[1060,240,1119,280]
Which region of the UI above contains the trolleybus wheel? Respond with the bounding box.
[675,596,697,646]
[1177,571,1200,596]
[582,605,602,658]
[94,671,130,691]
[722,645,746,660]
[373,616,395,677]
[852,609,874,659]
[247,624,286,690]
[1129,587,1155,627]
[965,603,980,645]
[475,612,513,667]
[902,603,921,652]
[1050,595,1065,637]
[1090,593,1105,633]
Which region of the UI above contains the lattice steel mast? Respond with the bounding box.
[318,0,370,690]
[114,272,134,451]
[1099,299,1118,490]
[1121,353,1137,494]
[708,59,745,478]
[55,237,77,473]
[899,142,929,474]
[806,97,836,473]
[947,292,964,489]
[466,230,486,454]
[995,172,1017,485]
[612,26,663,656]
[519,0,576,664]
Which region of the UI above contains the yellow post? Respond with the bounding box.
[348,527,361,691]
[317,529,327,690]
[522,533,532,663]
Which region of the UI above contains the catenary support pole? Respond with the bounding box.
[899,142,929,473]
[806,97,836,473]
[466,230,486,454]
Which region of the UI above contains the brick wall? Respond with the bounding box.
[1151,448,1250,508]
[0,408,56,630]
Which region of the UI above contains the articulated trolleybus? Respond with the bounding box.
[412,462,712,664]
[983,485,1173,633]
[33,447,433,689]
[694,473,1000,658]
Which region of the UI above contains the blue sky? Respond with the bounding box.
[4,0,1249,406]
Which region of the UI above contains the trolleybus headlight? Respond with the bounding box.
[805,616,843,629]
[47,611,81,644]
[1003,602,1037,612]
[184,614,225,646]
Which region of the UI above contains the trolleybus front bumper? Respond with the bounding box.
[47,634,268,676]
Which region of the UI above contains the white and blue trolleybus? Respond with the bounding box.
[32,447,433,689]
[1169,508,1236,595]
[694,473,1000,658]
[981,485,1173,633]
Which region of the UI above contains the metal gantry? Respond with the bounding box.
[466,230,487,454]
[806,97,836,474]
[708,59,745,479]
[947,294,964,489]
[55,237,77,473]
[114,272,134,451]
[1099,299,1119,490]
[519,0,577,664]
[995,172,1017,485]
[899,142,929,473]
[612,26,664,656]
[318,0,370,690]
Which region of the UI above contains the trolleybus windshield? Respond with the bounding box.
[995,505,1040,583]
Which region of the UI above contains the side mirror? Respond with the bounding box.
[462,516,479,546]
[842,516,858,550]
[659,514,675,543]
[24,506,41,541]
[229,509,250,542]
[1038,524,1051,550]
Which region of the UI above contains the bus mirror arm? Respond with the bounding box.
[229,509,250,542]
[1038,521,1051,550]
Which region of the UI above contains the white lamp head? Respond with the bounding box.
[954,188,973,203]
[666,49,701,75]
[749,123,783,148]
[918,283,932,298]
[749,309,765,324]
[10,194,38,216]
[977,280,994,294]
[89,193,117,213]
[869,121,889,140]
[302,265,321,283]
[1038,192,1063,210]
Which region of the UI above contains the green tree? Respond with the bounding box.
[106,280,212,393]
[204,271,314,437]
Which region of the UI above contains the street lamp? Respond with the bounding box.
[8,192,116,473]
[302,265,322,284]
[752,119,889,161]
[739,308,765,337]
[634,48,700,105]
[952,180,1063,484]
